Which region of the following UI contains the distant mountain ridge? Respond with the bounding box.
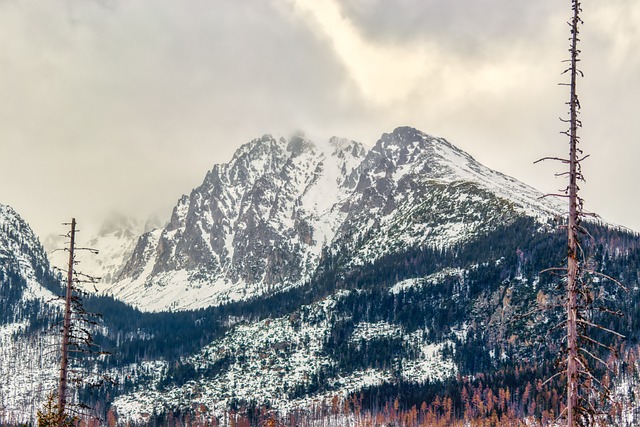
[98,126,563,312]
[0,204,55,308]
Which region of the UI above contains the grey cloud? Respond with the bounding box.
[0,0,638,239]
[337,0,560,53]
[0,0,357,236]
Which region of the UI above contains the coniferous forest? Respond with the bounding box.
[9,216,637,426]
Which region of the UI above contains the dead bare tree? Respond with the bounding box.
[565,2,583,424]
[57,218,76,423]
[536,1,627,425]
[38,218,108,427]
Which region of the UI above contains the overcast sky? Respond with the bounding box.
[1,0,638,240]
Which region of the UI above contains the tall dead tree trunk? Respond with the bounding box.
[38,218,108,426]
[535,2,626,424]
[566,1,581,425]
[57,218,75,425]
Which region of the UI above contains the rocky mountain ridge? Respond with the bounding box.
[0,204,56,311]
[100,127,563,312]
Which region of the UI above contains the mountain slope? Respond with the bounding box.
[113,289,455,422]
[102,127,561,312]
[108,134,367,311]
[107,217,640,423]
[0,204,58,324]
[333,127,561,264]
[0,204,62,422]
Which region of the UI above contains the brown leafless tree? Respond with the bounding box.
[39,218,108,427]
[537,1,626,425]
[565,2,583,424]
[56,218,76,424]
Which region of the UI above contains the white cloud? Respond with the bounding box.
[0,0,638,236]
[286,0,433,105]
[588,1,640,68]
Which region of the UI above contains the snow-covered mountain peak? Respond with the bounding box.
[102,128,565,311]
[225,135,289,185]
[166,194,189,232]
[359,126,562,218]
[379,125,437,149]
[329,135,354,149]
[75,213,157,288]
[0,204,35,236]
[105,133,370,311]
[0,203,56,308]
[366,126,473,178]
[0,204,50,286]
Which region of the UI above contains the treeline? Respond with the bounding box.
[38,216,640,370]
[103,217,640,421]
[70,344,640,426]
[6,215,640,424]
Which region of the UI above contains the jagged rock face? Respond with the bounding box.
[108,127,560,311]
[334,127,559,262]
[117,229,161,281]
[0,204,52,304]
[82,213,162,287]
[112,134,366,310]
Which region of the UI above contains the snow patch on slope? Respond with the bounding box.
[0,324,59,423]
[112,290,457,421]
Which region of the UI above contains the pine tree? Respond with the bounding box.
[36,394,75,427]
